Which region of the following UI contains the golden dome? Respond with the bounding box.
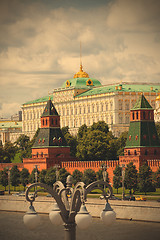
[156,95,160,101]
[73,64,89,78]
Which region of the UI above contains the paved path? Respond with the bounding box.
[0,211,160,240]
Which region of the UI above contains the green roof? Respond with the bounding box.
[23,95,53,105]
[125,121,160,147]
[61,78,102,89]
[131,94,153,110]
[42,99,59,117]
[0,121,22,129]
[76,83,160,98]
[32,128,69,148]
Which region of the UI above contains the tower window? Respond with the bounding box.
[134,150,137,155]
[136,112,138,119]
[143,112,146,119]
[128,150,130,155]
[46,119,47,125]
[43,119,44,125]
[132,112,134,120]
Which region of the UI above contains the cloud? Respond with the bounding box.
[0,0,160,117]
[107,0,160,32]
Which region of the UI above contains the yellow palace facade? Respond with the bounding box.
[22,65,160,139]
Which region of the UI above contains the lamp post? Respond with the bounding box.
[7,167,11,195]
[122,164,125,200]
[54,164,60,181]
[23,175,116,240]
[101,164,108,192]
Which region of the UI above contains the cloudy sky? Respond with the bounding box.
[0,0,160,118]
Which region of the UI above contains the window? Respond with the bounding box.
[125,102,129,110]
[88,106,90,113]
[46,119,47,125]
[145,150,148,155]
[106,104,108,111]
[128,150,130,155]
[119,101,122,110]
[154,150,157,155]
[132,112,134,120]
[136,112,138,119]
[43,119,44,125]
[52,118,54,125]
[119,116,122,124]
[143,112,146,119]
[101,104,104,112]
[125,116,130,123]
[134,150,137,155]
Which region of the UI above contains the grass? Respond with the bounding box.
[1,184,160,201]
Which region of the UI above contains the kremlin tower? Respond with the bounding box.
[23,97,74,173]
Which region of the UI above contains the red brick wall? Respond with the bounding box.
[61,160,119,185]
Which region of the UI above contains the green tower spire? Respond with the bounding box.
[125,94,160,148]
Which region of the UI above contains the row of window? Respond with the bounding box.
[61,115,113,128]
[59,103,113,116]
[127,149,158,156]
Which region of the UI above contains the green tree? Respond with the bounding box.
[155,123,160,139]
[39,169,47,184]
[20,168,30,191]
[82,169,97,186]
[3,141,17,163]
[153,166,160,188]
[77,124,88,140]
[10,165,20,191]
[124,162,138,195]
[64,132,77,157]
[72,169,83,185]
[58,168,70,186]
[76,130,110,161]
[0,169,8,190]
[138,163,156,194]
[45,167,56,186]
[0,143,4,163]
[116,131,128,156]
[90,121,109,134]
[113,165,122,194]
[61,126,69,136]
[15,134,32,160]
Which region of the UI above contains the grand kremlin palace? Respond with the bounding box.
[22,64,160,139]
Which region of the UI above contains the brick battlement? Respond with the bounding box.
[62,159,119,184]
[0,163,24,171]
